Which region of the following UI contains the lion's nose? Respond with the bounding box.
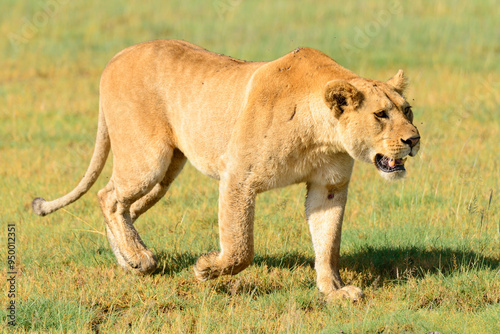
[401,135,420,148]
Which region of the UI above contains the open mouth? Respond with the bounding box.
[375,154,407,173]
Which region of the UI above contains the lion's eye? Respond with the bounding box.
[404,106,412,115]
[374,110,388,118]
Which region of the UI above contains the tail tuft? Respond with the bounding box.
[32,197,48,216]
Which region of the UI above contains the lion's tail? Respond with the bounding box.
[32,106,110,216]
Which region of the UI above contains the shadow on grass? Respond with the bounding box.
[254,251,314,270]
[152,250,314,277]
[340,245,499,285]
[255,246,499,287]
[152,246,499,286]
[152,251,198,276]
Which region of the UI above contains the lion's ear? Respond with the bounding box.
[387,69,408,94]
[324,80,363,118]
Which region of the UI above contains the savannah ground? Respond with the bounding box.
[1,0,499,332]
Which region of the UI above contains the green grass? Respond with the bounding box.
[1,0,499,332]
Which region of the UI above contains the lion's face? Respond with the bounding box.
[324,70,420,181]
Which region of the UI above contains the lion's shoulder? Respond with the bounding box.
[246,47,359,102]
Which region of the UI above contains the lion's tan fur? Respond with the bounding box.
[33,40,420,301]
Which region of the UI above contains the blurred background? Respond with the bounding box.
[1,0,499,332]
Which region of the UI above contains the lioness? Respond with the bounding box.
[33,40,420,301]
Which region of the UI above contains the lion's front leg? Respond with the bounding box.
[194,172,256,281]
[306,182,364,302]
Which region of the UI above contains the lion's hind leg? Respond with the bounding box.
[98,178,159,275]
[129,149,187,222]
[98,148,174,275]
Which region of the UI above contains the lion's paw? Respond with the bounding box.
[327,285,364,302]
[122,249,158,275]
[193,251,221,281]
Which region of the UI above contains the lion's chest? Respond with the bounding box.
[250,149,354,193]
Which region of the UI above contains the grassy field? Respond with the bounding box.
[1,0,499,332]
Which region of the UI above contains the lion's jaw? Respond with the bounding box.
[339,127,419,182]
[372,136,421,181]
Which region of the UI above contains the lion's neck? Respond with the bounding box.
[303,100,346,155]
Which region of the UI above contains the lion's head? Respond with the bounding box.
[324,70,420,180]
